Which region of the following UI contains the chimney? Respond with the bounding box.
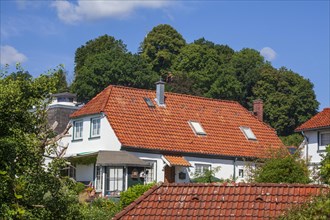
[155,79,165,106]
[253,99,263,121]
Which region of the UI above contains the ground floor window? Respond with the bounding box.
[144,160,157,183]
[105,166,124,196]
[95,166,102,192]
[195,163,211,174]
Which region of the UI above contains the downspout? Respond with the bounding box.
[233,157,237,180]
[302,131,308,163]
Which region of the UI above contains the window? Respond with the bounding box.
[319,131,330,151]
[320,132,330,146]
[95,166,102,192]
[90,118,101,137]
[73,121,83,140]
[238,169,244,178]
[144,160,157,183]
[189,121,206,135]
[240,126,257,140]
[195,163,211,174]
[143,97,155,107]
[105,167,124,195]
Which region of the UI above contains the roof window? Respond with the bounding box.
[240,126,257,140]
[143,97,155,107]
[189,121,206,135]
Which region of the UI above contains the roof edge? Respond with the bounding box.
[295,125,330,132]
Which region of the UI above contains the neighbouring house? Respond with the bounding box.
[47,92,80,134]
[295,107,330,172]
[63,81,284,196]
[113,183,328,220]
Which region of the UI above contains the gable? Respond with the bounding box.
[295,108,330,132]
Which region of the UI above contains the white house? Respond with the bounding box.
[295,108,330,170]
[62,81,284,197]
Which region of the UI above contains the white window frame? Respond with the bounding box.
[240,126,257,140]
[144,160,157,184]
[105,166,124,196]
[90,117,101,138]
[95,166,103,192]
[189,121,207,135]
[195,163,211,174]
[73,120,83,140]
[319,131,330,151]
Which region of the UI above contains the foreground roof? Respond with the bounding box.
[295,108,330,132]
[113,183,328,220]
[71,85,283,158]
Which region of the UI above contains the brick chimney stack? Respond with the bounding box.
[253,99,263,121]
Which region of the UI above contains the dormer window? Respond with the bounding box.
[240,126,257,140]
[189,121,206,135]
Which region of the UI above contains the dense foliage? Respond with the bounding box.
[71,24,318,136]
[320,145,330,184]
[280,133,304,147]
[119,183,155,208]
[0,66,82,219]
[250,149,310,184]
[80,198,121,220]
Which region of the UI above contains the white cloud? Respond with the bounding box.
[260,47,277,61]
[52,0,171,24]
[0,45,27,65]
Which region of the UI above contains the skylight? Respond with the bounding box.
[240,126,257,140]
[189,121,206,135]
[143,97,155,107]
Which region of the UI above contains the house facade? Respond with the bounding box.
[63,82,284,196]
[295,108,330,169]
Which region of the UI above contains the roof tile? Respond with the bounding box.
[113,183,329,220]
[71,86,284,158]
[295,108,330,131]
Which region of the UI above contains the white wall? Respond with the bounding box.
[303,129,330,164]
[129,152,250,183]
[63,113,121,157]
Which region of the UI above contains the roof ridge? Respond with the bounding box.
[112,183,163,220]
[110,84,240,104]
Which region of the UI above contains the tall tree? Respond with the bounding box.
[230,48,265,107]
[140,24,186,73]
[252,64,319,136]
[71,35,157,102]
[0,66,81,219]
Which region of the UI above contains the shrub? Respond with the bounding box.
[120,183,155,208]
[80,198,121,220]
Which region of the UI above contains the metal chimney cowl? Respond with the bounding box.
[155,80,165,107]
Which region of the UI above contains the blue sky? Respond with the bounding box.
[1,0,329,110]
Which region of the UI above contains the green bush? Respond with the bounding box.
[280,133,304,147]
[279,193,330,220]
[120,183,155,208]
[74,182,87,194]
[80,198,121,220]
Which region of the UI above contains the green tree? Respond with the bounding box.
[72,35,157,102]
[253,65,319,136]
[250,149,310,184]
[320,145,330,184]
[280,133,304,147]
[53,66,69,93]
[230,48,265,107]
[0,66,81,219]
[140,24,186,73]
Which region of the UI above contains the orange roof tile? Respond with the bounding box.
[113,183,329,220]
[163,155,191,167]
[71,85,284,158]
[295,108,330,131]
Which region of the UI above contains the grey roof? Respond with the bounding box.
[96,151,149,167]
[51,92,76,98]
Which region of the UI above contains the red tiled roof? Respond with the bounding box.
[113,183,329,220]
[295,108,330,132]
[163,155,191,167]
[71,85,284,158]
